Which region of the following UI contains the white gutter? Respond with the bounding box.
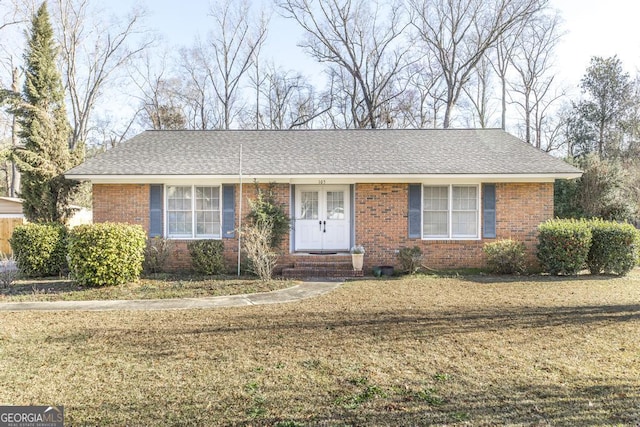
[66,172,582,184]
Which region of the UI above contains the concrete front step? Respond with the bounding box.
[281,266,364,279]
[293,261,353,269]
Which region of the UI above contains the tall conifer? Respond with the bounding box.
[15,2,82,223]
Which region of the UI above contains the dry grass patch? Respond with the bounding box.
[0,275,294,302]
[1,272,639,425]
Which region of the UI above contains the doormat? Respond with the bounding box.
[307,252,338,255]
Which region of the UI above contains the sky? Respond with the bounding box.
[136,0,640,93]
[552,0,640,91]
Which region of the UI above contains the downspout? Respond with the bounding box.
[237,143,243,276]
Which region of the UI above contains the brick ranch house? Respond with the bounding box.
[65,129,581,276]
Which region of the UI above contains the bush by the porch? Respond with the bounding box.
[67,223,146,286]
[10,223,68,277]
[587,219,639,275]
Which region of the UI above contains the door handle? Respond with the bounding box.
[319,220,322,231]
[323,220,326,233]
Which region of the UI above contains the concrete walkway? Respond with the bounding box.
[0,281,341,312]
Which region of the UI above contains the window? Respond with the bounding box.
[423,185,479,239]
[167,185,220,238]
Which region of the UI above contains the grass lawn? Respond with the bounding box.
[1,271,639,426]
[0,275,295,302]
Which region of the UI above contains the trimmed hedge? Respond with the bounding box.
[483,239,527,274]
[187,239,225,275]
[10,223,68,277]
[537,218,640,276]
[537,219,592,275]
[67,223,146,287]
[587,219,639,275]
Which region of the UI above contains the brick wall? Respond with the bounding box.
[353,182,553,270]
[93,182,291,273]
[494,182,553,266]
[93,184,149,230]
[92,181,553,273]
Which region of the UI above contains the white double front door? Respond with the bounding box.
[294,185,350,251]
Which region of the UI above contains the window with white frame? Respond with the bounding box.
[166,185,221,238]
[423,185,479,239]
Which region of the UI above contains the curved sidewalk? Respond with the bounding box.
[0,281,341,312]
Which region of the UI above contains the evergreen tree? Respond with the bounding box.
[568,56,633,158]
[14,3,82,223]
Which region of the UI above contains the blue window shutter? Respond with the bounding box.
[483,184,496,238]
[222,185,235,238]
[149,184,163,237]
[408,184,422,238]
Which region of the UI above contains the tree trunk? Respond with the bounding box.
[10,66,20,197]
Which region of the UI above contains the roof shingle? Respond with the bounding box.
[65,129,581,177]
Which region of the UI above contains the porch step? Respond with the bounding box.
[281,254,364,279]
[281,267,364,279]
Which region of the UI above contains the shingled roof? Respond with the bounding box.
[65,129,581,179]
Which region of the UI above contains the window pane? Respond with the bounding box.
[453,186,477,210]
[168,211,191,235]
[196,211,219,235]
[424,186,448,210]
[423,186,448,238]
[424,211,448,237]
[195,186,220,237]
[452,186,478,237]
[300,191,319,220]
[452,212,477,236]
[167,186,192,236]
[326,191,345,219]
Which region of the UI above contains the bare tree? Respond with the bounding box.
[129,51,186,130]
[53,0,153,149]
[0,2,26,197]
[461,54,499,128]
[0,0,22,32]
[509,11,563,148]
[278,0,414,129]
[243,65,328,129]
[409,0,547,128]
[178,45,218,130]
[491,31,521,130]
[393,57,446,128]
[201,0,268,129]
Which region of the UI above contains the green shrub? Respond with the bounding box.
[143,237,174,274]
[67,223,146,287]
[187,239,225,275]
[483,239,527,274]
[246,182,290,249]
[587,219,639,275]
[10,223,68,277]
[397,246,423,274]
[537,219,592,275]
